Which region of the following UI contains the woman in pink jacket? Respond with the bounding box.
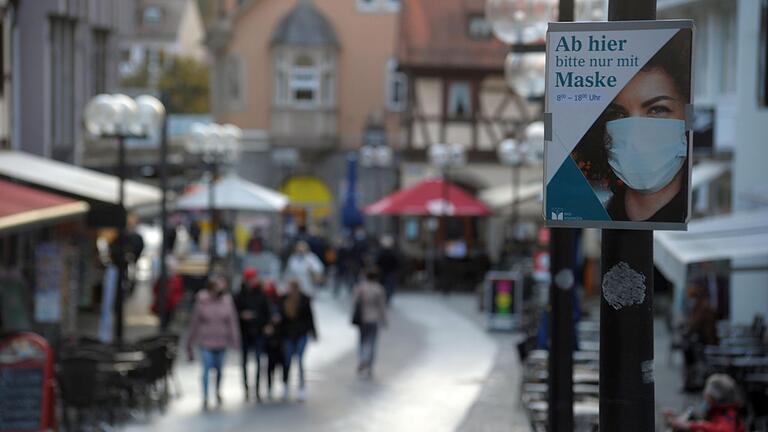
[187,275,241,409]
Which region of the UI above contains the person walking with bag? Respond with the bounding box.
[280,279,317,401]
[352,269,388,378]
[186,275,241,410]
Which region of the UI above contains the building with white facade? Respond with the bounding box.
[655,0,768,324]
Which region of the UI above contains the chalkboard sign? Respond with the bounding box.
[0,333,54,432]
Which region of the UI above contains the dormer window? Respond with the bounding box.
[291,55,319,104]
[274,50,335,109]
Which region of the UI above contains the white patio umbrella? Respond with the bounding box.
[176,174,288,212]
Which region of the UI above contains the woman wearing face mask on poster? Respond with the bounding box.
[572,31,691,223]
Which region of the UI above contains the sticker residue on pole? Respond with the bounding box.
[641,360,654,384]
[602,261,646,310]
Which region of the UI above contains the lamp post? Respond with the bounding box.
[497,137,528,244]
[84,93,165,346]
[487,1,581,432]
[360,138,393,235]
[428,142,466,291]
[186,122,242,275]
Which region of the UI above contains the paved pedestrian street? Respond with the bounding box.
[122,292,531,432]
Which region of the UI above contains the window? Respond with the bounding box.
[761,0,768,106]
[384,0,401,12]
[467,15,493,40]
[290,55,319,105]
[274,50,335,108]
[357,0,400,13]
[49,17,76,162]
[357,0,378,12]
[447,82,472,118]
[385,58,407,111]
[224,55,245,110]
[92,30,109,95]
[143,6,162,25]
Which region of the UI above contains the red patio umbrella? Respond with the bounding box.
[364,178,490,216]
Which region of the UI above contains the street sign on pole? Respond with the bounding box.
[543,19,694,231]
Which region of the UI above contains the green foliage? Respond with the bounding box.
[158,57,210,114]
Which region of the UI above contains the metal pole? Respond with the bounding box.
[157,95,169,332]
[512,164,520,236]
[208,160,218,275]
[600,1,656,431]
[548,0,575,431]
[115,135,127,345]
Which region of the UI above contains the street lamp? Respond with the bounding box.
[505,51,547,99]
[427,142,466,290]
[360,140,393,235]
[84,93,165,345]
[186,122,242,274]
[487,3,582,431]
[497,137,528,240]
[485,0,557,45]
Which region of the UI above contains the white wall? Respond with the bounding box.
[730,0,768,324]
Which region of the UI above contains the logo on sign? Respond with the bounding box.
[426,199,455,216]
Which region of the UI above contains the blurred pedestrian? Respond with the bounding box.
[376,235,401,304]
[262,280,284,400]
[334,237,355,297]
[151,257,185,331]
[280,279,317,402]
[683,283,719,391]
[352,269,388,378]
[235,268,271,402]
[186,275,241,410]
[664,373,745,431]
[285,241,324,297]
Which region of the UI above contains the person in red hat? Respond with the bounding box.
[235,267,271,402]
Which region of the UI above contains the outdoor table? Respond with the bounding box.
[731,356,768,368]
[573,351,600,363]
[113,351,146,363]
[704,346,765,357]
[97,361,140,375]
[573,371,599,384]
[574,384,599,396]
[579,340,600,352]
[745,373,768,385]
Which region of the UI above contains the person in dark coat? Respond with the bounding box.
[262,280,284,400]
[683,283,719,391]
[280,279,317,402]
[375,235,401,304]
[234,268,272,402]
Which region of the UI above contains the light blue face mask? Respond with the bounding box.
[606,117,687,194]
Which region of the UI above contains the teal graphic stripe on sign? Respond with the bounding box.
[547,156,611,221]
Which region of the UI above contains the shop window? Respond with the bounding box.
[447,81,473,119]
